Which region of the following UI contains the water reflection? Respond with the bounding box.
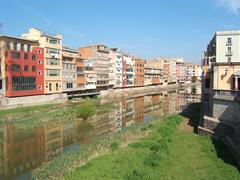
[0,86,201,180]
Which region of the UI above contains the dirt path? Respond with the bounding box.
[178,117,194,133]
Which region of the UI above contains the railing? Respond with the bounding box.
[214,89,240,101]
[225,52,233,56]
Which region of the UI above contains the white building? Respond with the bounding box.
[109,48,123,88]
[124,54,134,87]
[215,31,240,63]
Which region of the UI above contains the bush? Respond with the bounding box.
[110,141,119,151]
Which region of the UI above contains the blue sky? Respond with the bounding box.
[1,0,240,64]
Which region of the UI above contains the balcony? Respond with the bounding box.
[213,89,240,102]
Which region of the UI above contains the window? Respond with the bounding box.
[227,38,232,44]
[66,83,73,89]
[24,65,28,72]
[24,53,28,60]
[12,52,20,59]
[49,83,52,91]
[6,42,10,50]
[27,45,31,52]
[32,54,36,60]
[38,70,42,75]
[21,44,24,51]
[227,47,232,53]
[32,65,36,72]
[49,39,58,44]
[13,42,18,51]
[12,76,36,91]
[38,49,42,54]
[56,83,59,91]
[47,70,59,76]
[38,59,42,64]
[38,86,42,90]
[12,64,20,72]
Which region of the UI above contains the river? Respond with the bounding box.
[0,85,201,180]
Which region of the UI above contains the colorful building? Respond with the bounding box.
[83,59,96,90]
[124,54,134,87]
[62,47,78,92]
[144,60,163,86]
[134,58,145,87]
[79,45,110,90]
[22,28,63,94]
[0,36,44,97]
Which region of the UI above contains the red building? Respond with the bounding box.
[0,36,44,97]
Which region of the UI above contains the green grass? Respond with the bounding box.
[0,98,115,128]
[63,115,240,180]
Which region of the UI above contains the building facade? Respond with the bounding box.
[0,36,44,97]
[124,54,134,87]
[22,28,63,94]
[134,58,145,87]
[79,45,110,90]
[176,58,185,83]
[62,47,77,92]
[144,60,163,86]
[83,59,96,90]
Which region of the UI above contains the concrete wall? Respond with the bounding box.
[0,93,67,110]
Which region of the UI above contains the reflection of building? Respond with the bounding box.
[134,97,144,124]
[22,28,63,94]
[44,125,63,161]
[0,124,45,179]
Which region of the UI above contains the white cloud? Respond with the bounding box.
[216,0,240,14]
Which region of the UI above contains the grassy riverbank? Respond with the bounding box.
[33,110,239,180]
[0,98,115,126]
[64,116,239,180]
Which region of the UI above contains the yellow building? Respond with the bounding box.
[22,28,63,94]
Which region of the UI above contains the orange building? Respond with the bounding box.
[134,59,145,87]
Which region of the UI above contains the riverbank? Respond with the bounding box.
[0,98,115,125]
[33,104,239,180]
[100,82,200,99]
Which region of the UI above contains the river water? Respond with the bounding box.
[0,85,201,180]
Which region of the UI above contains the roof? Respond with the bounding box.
[0,35,39,44]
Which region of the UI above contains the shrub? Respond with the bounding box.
[110,141,119,151]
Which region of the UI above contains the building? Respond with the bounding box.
[109,48,123,88]
[0,36,44,97]
[22,28,63,94]
[176,58,185,83]
[83,58,96,90]
[79,45,110,90]
[200,30,240,166]
[144,60,163,86]
[62,47,78,92]
[134,58,145,87]
[168,59,177,84]
[163,59,170,85]
[124,54,134,87]
[185,63,194,82]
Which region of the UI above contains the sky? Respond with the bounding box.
[1,0,240,64]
